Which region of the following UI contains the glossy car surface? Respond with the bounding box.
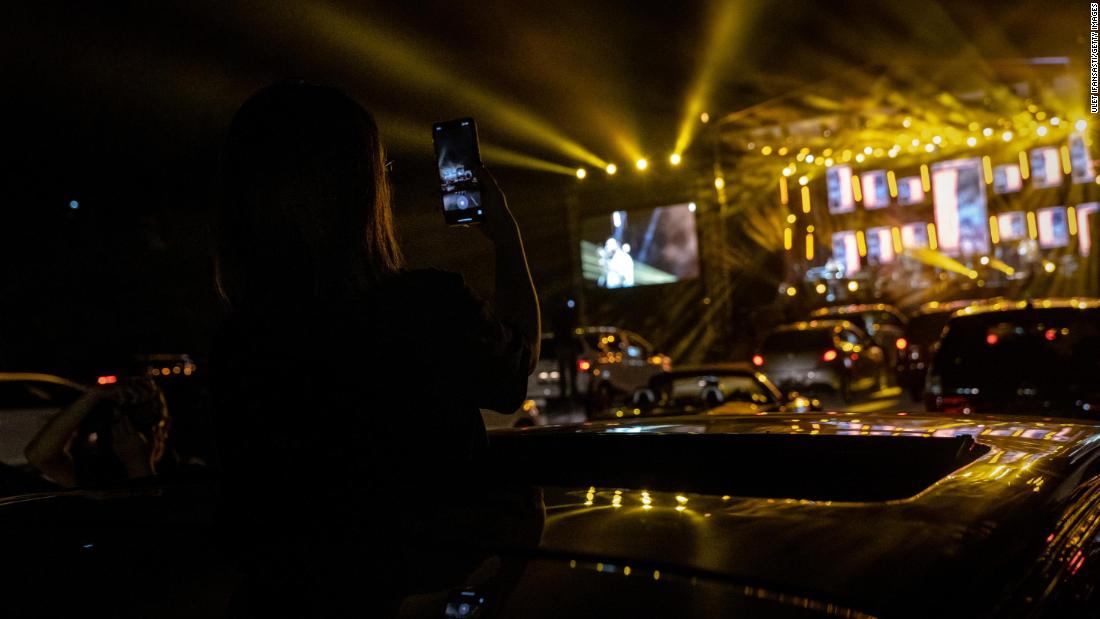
[926,298,1100,416]
[809,304,907,381]
[756,320,886,401]
[0,373,86,467]
[7,411,1100,617]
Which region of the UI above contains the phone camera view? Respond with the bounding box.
[434,118,483,225]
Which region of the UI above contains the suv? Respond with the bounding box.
[926,299,1100,416]
[755,320,887,402]
[529,327,670,411]
[809,304,906,383]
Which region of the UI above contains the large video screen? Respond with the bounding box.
[866,226,895,265]
[1037,206,1069,249]
[581,203,699,289]
[1070,134,1094,184]
[901,222,930,249]
[998,211,1028,242]
[831,231,860,275]
[993,164,1023,194]
[860,170,890,209]
[897,176,924,205]
[932,158,990,257]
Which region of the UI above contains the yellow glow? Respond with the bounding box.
[982,156,993,184]
[783,227,793,250]
[920,164,930,192]
[1051,116,1061,126]
[798,176,809,186]
[714,177,725,190]
[847,280,859,292]
[887,170,897,197]
[1019,151,1029,179]
[760,146,772,155]
[852,174,863,202]
[1044,260,1056,273]
[1076,119,1088,132]
[1036,125,1048,137]
[989,215,1000,244]
[1068,206,1078,235]
[477,143,581,176]
[1027,211,1038,239]
[966,136,977,147]
[891,226,902,254]
[927,223,938,250]
[1002,131,1013,142]
[653,570,661,581]
[672,1,744,155]
[801,185,811,213]
[669,153,682,166]
[778,146,789,156]
[606,163,617,175]
[855,153,866,163]
[864,146,873,155]
[925,143,935,153]
[805,233,814,260]
[623,566,632,576]
[700,112,710,123]
[786,286,797,297]
[779,176,789,204]
[635,158,648,171]
[1061,146,1072,174]
[856,230,867,257]
[576,168,587,179]
[787,214,797,224]
[983,127,994,137]
[782,167,793,177]
[815,283,827,294]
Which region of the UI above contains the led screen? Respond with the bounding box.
[581,203,699,289]
[1078,203,1100,255]
[826,165,856,214]
[932,158,989,257]
[866,226,895,265]
[900,222,929,249]
[1070,134,1094,184]
[1037,206,1069,249]
[831,231,860,275]
[998,211,1028,242]
[860,170,890,209]
[896,176,924,205]
[1030,147,1064,189]
[993,164,1023,194]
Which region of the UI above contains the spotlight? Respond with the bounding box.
[1050,117,1061,126]
[1036,126,1048,137]
[606,163,617,175]
[714,177,725,190]
[863,147,873,155]
[669,153,682,165]
[932,135,942,145]
[1076,119,1088,132]
[785,286,797,297]
[576,168,587,179]
[760,146,772,155]
[635,158,648,171]
[805,155,815,163]
[925,143,935,153]
[983,127,994,137]
[1002,131,1013,142]
[855,153,865,163]
[700,112,710,123]
[1043,261,1056,273]
[798,176,808,186]
[847,281,859,292]
[966,136,977,147]
[782,168,793,177]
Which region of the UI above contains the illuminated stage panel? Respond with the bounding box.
[897,176,924,205]
[1078,203,1100,255]
[998,211,1028,241]
[1036,206,1070,249]
[826,165,855,214]
[580,204,699,289]
[860,170,890,209]
[1070,134,1095,184]
[900,222,930,248]
[993,164,1023,194]
[831,231,860,275]
[932,158,989,257]
[866,226,895,265]
[1029,147,1063,188]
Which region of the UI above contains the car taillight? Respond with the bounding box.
[822,349,838,362]
[939,395,971,414]
[577,359,592,372]
[96,375,118,385]
[895,337,908,350]
[752,354,764,367]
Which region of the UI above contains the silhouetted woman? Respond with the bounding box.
[211,81,540,617]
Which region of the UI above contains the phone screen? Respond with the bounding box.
[433,118,484,225]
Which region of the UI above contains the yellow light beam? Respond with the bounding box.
[479,143,581,176]
[920,164,931,192]
[1019,151,1030,179]
[801,185,811,213]
[905,247,978,279]
[672,1,756,154]
[298,3,607,167]
[1068,206,1078,235]
[988,258,1016,276]
[779,176,789,205]
[989,215,1000,244]
[856,230,867,257]
[1027,211,1038,239]
[927,222,938,250]
[805,233,814,260]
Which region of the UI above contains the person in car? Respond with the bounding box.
[24,378,171,488]
[211,81,541,616]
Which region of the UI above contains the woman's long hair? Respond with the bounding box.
[215,81,403,310]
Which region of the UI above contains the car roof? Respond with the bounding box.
[912,298,1004,317]
[808,303,903,318]
[770,319,862,334]
[0,373,86,390]
[489,411,1100,616]
[947,297,1100,319]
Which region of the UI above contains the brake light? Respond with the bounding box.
[895,337,908,350]
[577,359,592,372]
[939,395,971,414]
[96,375,118,385]
[752,354,764,367]
[822,349,838,362]
[986,334,998,345]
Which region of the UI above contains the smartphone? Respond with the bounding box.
[433,117,484,225]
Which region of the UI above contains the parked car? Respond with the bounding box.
[528,327,670,411]
[9,411,1100,617]
[755,320,887,402]
[809,303,907,383]
[926,298,1100,416]
[0,373,86,467]
[901,299,1002,400]
[599,363,820,419]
